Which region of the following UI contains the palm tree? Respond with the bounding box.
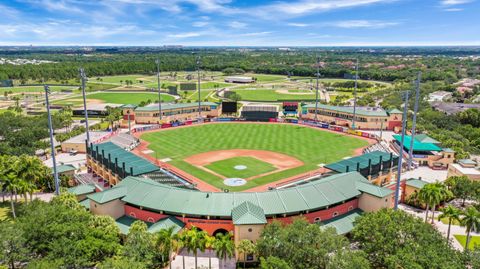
[419,184,434,222]
[430,183,452,224]
[2,172,21,219]
[419,183,450,223]
[156,227,179,269]
[213,232,235,268]
[183,227,207,269]
[237,239,256,269]
[461,206,480,251]
[204,235,216,269]
[438,204,462,240]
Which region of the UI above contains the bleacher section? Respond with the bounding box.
[108,133,140,151]
[144,169,196,190]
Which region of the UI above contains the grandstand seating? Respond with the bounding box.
[108,133,140,151]
[143,169,196,189]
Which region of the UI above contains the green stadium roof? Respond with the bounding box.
[355,180,393,198]
[53,164,76,174]
[91,172,392,217]
[115,215,184,235]
[79,199,91,210]
[135,102,218,112]
[88,186,127,204]
[232,201,267,225]
[68,184,96,196]
[302,104,388,117]
[325,151,397,173]
[387,108,402,114]
[393,135,442,152]
[414,134,440,144]
[405,178,428,189]
[321,209,363,234]
[91,142,159,176]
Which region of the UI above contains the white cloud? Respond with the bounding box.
[444,7,464,11]
[238,31,273,36]
[287,23,309,27]
[328,20,399,28]
[440,0,473,5]
[167,32,202,38]
[192,21,209,27]
[264,0,394,16]
[228,21,247,29]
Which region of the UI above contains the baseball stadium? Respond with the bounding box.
[65,99,411,263]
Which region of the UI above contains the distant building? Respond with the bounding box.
[72,103,122,117]
[61,131,111,153]
[224,76,255,83]
[447,159,480,181]
[428,91,452,102]
[431,102,480,115]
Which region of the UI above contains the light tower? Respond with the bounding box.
[79,68,90,143]
[314,56,320,121]
[352,59,359,129]
[156,59,162,122]
[408,72,422,170]
[44,85,60,195]
[196,55,202,119]
[394,90,410,210]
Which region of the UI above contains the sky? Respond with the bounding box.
[0,0,479,46]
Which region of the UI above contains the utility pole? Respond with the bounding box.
[44,85,60,195]
[408,72,422,170]
[314,56,320,121]
[196,55,202,119]
[352,59,359,129]
[394,91,410,210]
[79,68,90,143]
[156,59,162,121]
[127,110,131,134]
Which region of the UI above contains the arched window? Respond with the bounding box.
[314,217,321,224]
[332,212,339,217]
[348,206,354,211]
[129,212,136,218]
[147,217,154,223]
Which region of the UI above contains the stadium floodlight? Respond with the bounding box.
[394,90,410,210]
[156,59,162,121]
[79,68,90,143]
[408,72,422,170]
[196,54,202,119]
[314,56,320,122]
[352,59,359,129]
[44,85,60,196]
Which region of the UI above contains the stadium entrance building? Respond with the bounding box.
[72,172,394,263]
[392,134,455,169]
[301,104,402,130]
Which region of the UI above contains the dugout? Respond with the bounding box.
[241,105,278,121]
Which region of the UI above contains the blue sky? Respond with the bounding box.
[0,0,479,46]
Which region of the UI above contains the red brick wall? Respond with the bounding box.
[124,205,167,223]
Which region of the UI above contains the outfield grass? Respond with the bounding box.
[454,235,480,250]
[141,123,367,191]
[246,73,286,82]
[205,156,276,179]
[55,92,175,106]
[232,89,317,101]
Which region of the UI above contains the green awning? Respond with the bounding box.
[325,151,397,173]
[79,199,91,210]
[405,178,428,189]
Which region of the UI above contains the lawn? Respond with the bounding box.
[246,73,286,82]
[0,202,11,221]
[205,156,276,179]
[55,92,175,106]
[141,123,367,191]
[454,235,480,250]
[0,85,78,95]
[232,89,317,101]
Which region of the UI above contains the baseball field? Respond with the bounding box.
[140,123,369,191]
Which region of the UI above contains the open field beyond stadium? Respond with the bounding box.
[53,92,175,106]
[139,123,370,191]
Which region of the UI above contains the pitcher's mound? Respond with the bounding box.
[234,165,247,170]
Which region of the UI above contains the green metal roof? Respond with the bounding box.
[115,215,184,235]
[387,108,402,114]
[321,209,363,234]
[325,151,397,173]
[459,159,476,165]
[88,186,127,204]
[302,104,388,117]
[91,142,159,176]
[232,201,267,225]
[135,102,219,112]
[121,104,137,109]
[68,184,96,196]
[54,164,76,174]
[405,178,428,189]
[355,179,393,198]
[79,199,91,210]
[414,134,440,144]
[92,172,391,217]
[393,135,442,152]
